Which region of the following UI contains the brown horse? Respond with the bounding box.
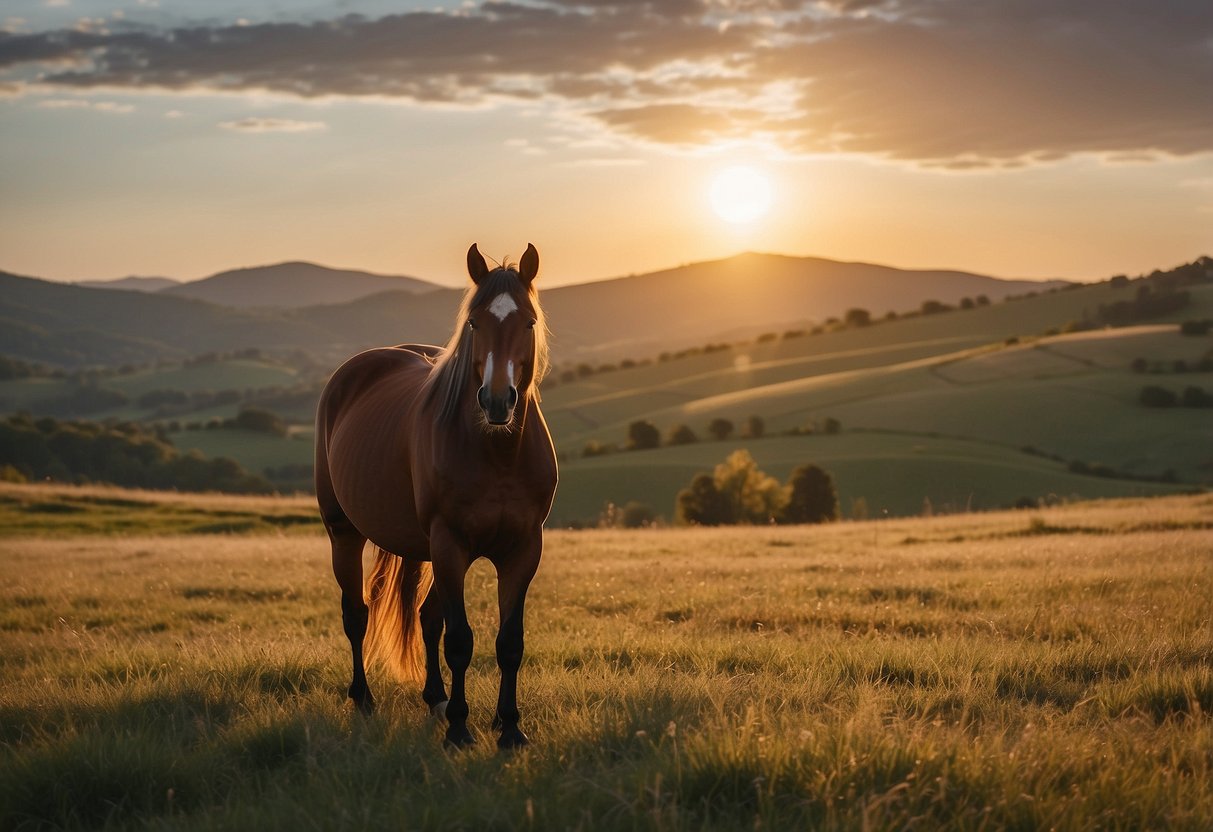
[314,243,557,749]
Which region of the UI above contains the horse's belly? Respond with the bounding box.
[329,430,429,558]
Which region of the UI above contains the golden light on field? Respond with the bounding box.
[709,166,773,224]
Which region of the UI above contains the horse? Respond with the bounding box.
[314,243,557,749]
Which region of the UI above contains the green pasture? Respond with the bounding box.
[551,431,1193,524]
[548,325,1213,489]
[0,358,300,424]
[106,359,299,397]
[169,428,315,478]
[1,492,1211,830]
[545,281,1213,439]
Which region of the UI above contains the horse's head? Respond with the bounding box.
[465,243,542,427]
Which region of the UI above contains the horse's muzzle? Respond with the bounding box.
[478,385,518,425]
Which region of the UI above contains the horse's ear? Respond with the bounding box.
[519,243,539,286]
[467,243,490,285]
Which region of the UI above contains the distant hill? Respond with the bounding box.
[161,262,439,308]
[542,253,1068,360]
[76,276,180,292]
[0,270,328,367]
[311,253,1069,362]
[0,253,1106,369]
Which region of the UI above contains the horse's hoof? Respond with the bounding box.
[497,727,530,751]
[443,725,476,750]
[350,692,376,717]
[429,700,449,720]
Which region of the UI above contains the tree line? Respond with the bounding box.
[0,414,273,493]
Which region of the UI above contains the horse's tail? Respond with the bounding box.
[364,547,433,683]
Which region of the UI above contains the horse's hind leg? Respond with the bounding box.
[419,583,448,715]
[329,525,374,715]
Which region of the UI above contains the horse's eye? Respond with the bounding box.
[527,319,537,329]
[467,319,476,330]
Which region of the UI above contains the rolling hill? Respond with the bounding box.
[160,261,439,308]
[0,253,1069,368]
[3,253,1208,521]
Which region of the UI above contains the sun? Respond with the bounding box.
[709,166,773,224]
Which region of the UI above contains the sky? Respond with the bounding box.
[1,0,1211,288]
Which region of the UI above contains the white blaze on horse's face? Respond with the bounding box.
[472,289,533,427]
[488,293,518,321]
[483,351,494,388]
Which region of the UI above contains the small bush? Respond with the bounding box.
[1139,386,1178,408]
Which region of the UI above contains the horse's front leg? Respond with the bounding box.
[492,535,542,749]
[429,522,475,748]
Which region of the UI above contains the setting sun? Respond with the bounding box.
[709,166,773,224]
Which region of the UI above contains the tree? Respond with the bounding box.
[1181,386,1213,408]
[707,418,734,441]
[921,300,952,315]
[666,424,698,446]
[625,420,660,450]
[823,417,842,435]
[675,450,784,525]
[745,415,765,439]
[844,307,871,328]
[781,464,839,524]
[233,407,288,437]
[675,473,731,526]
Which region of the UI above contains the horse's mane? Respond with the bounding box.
[422,266,550,424]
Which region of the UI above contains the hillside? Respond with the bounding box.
[0,253,1066,368]
[543,253,1068,360]
[0,270,331,368]
[161,262,439,308]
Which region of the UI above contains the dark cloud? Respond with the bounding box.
[3,0,1210,166]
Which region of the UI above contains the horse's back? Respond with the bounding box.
[315,345,439,554]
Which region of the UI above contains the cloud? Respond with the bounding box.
[36,97,133,112]
[1,1,1210,166]
[219,117,328,133]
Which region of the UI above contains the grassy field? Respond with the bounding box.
[1,487,1211,830]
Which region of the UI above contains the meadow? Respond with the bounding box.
[2,485,1211,830]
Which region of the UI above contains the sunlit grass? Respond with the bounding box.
[1,493,1211,829]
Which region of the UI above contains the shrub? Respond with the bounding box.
[581,440,616,458]
[823,417,842,435]
[745,415,765,439]
[1139,386,1178,408]
[620,501,656,529]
